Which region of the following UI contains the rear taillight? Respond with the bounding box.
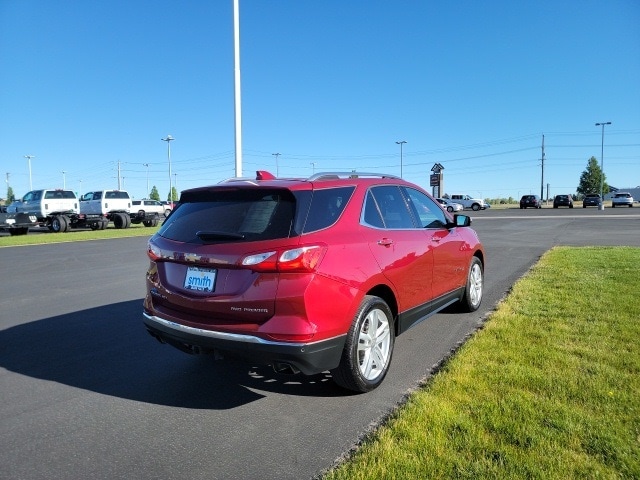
[241,245,326,273]
[147,242,162,261]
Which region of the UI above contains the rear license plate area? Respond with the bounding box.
[183,266,217,292]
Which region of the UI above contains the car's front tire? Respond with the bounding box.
[459,257,483,312]
[331,295,394,393]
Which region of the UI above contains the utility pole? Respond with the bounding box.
[540,135,545,202]
[272,153,281,176]
[117,160,122,190]
[595,122,611,210]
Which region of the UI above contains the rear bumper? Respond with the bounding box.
[143,312,346,375]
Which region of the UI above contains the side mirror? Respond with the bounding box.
[453,214,471,227]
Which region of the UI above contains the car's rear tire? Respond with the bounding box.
[472,203,480,211]
[459,257,483,312]
[50,215,68,233]
[9,227,29,236]
[331,295,395,393]
[113,213,127,229]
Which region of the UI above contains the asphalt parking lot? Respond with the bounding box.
[0,208,638,480]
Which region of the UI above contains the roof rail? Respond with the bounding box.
[307,172,400,181]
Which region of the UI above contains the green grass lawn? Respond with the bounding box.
[323,247,640,479]
[0,224,160,247]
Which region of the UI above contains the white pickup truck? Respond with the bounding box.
[14,189,79,219]
[448,194,489,211]
[79,190,132,229]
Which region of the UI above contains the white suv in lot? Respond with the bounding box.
[611,192,634,208]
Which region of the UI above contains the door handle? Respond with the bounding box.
[378,238,394,247]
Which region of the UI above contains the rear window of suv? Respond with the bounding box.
[158,186,355,244]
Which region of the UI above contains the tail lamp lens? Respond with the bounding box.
[242,245,326,272]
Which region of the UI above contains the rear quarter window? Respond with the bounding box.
[302,186,355,233]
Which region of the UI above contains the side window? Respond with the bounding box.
[404,187,447,229]
[33,191,42,201]
[23,192,34,202]
[363,190,384,228]
[93,192,102,200]
[303,186,355,233]
[369,186,415,229]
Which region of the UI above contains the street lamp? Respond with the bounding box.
[595,122,611,209]
[395,141,407,178]
[61,171,66,189]
[310,162,316,174]
[143,163,150,198]
[272,153,280,177]
[24,155,35,190]
[161,135,175,201]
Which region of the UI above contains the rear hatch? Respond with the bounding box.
[147,186,305,328]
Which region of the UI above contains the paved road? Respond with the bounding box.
[1,209,638,480]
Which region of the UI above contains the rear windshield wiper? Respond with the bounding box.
[196,230,246,241]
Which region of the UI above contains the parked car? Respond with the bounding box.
[553,194,574,208]
[143,171,485,392]
[449,194,489,211]
[611,192,634,208]
[132,200,166,216]
[582,194,601,208]
[435,198,463,213]
[520,195,542,209]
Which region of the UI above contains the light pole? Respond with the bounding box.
[24,155,35,190]
[61,171,66,189]
[310,162,316,174]
[143,163,150,198]
[272,153,281,176]
[595,122,611,209]
[173,173,178,193]
[395,141,406,178]
[161,135,175,201]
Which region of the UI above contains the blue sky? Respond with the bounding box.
[1,0,639,201]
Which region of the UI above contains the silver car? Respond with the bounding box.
[436,198,464,213]
[611,192,634,208]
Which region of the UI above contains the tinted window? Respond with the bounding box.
[367,186,415,229]
[106,191,130,199]
[44,190,76,199]
[158,188,296,243]
[302,186,354,233]
[404,187,447,228]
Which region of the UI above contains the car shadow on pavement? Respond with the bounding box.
[0,300,351,409]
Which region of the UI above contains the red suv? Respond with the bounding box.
[143,171,485,392]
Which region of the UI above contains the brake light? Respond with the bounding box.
[147,242,162,261]
[241,245,326,273]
